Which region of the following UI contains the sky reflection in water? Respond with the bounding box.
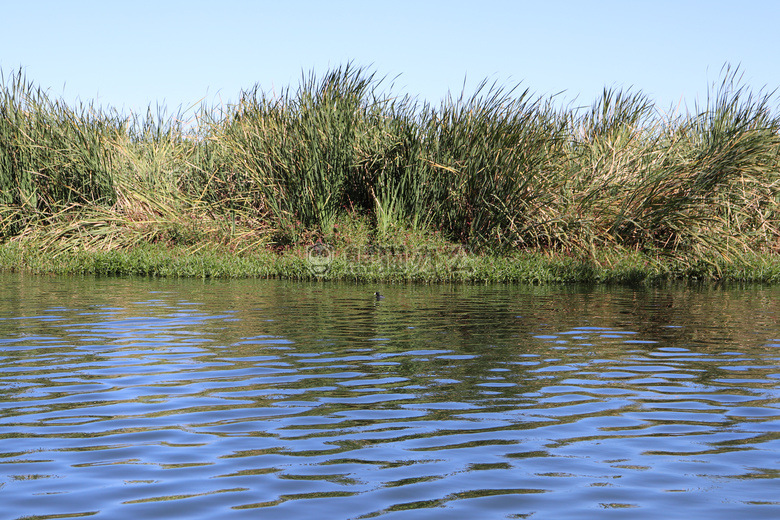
[0,275,779,519]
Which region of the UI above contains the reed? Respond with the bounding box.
[0,63,778,280]
[0,69,120,235]
[219,64,375,233]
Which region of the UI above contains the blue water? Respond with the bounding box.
[1,275,779,519]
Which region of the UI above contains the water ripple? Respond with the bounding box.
[1,277,779,519]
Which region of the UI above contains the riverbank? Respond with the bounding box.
[3,237,780,284]
[2,64,779,283]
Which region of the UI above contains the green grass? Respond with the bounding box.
[3,211,780,284]
[1,63,779,284]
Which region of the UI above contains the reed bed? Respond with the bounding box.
[1,64,779,280]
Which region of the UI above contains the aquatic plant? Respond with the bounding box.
[0,69,120,235]
[220,64,375,232]
[0,63,778,280]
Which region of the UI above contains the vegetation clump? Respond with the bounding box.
[1,64,779,283]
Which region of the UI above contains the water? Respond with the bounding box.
[1,274,779,519]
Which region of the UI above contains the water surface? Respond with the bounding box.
[1,274,779,519]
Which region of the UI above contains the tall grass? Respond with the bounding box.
[221,64,374,233]
[1,64,778,267]
[421,81,569,248]
[560,67,780,262]
[0,69,119,235]
[0,69,269,253]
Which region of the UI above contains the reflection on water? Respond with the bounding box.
[0,274,779,519]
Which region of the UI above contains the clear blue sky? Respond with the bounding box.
[2,0,778,115]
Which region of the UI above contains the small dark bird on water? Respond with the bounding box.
[374,292,384,300]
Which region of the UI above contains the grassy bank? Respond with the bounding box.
[3,238,780,284]
[1,64,779,284]
[3,209,780,284]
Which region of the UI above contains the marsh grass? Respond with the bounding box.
[221,65,375,234]
[0,69,119,236]
[1,64,779,282]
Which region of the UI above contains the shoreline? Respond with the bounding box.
[2,65,779,281]
[3,240,779,285]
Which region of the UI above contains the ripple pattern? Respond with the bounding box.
[1,277,779,519]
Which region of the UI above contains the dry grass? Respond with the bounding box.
[1,64,778,269]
